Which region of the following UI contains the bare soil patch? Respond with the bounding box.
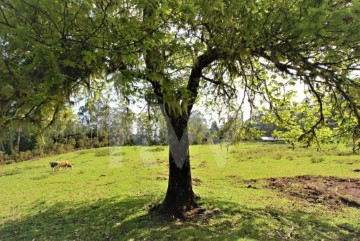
[266,175,360,210]
[197,161,207,168]
[193,177,201,186]
[155,172,167,181]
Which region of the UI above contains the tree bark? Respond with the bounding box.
[158,112,198,217]
[149,50,220,217]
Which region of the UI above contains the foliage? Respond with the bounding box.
[0,0,114,131]
[188,110,209,144]
[1,0,359,144]
[0,99,174,163]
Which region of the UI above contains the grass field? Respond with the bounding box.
[0,143,359,240]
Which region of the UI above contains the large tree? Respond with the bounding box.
[1,0,359,217]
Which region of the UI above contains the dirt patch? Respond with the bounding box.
[197,161,207,168]
[155,176,167,181]
[155,172,167,181]
[266,175,360,210]
[143,162,158,167]
[147,147,165,152]
[226,174,241,180]
[193,178,201,186]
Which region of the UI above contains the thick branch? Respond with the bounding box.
[298,78,325,142]
[186,49,221,114]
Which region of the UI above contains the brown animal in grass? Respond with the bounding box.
[49,162,59,169]
[51,160,73,171]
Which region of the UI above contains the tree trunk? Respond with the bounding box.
[159,113,198,217]
[9,127,15,156]
[0,138,5,152]
[90,128,93,146]
[15,126,21,152]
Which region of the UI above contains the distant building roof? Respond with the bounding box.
[261,136,285,142]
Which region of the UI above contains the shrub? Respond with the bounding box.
[76,137,91,149]
[76,139,86,149]
[65,144,75,152]
[19,150,33,161]
[68,137,76,147]
[32,148,44,157]
[52,143,66,154]
[100,139,109,147]
[93,139,100,148]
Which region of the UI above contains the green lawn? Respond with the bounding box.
[0,143,359,240]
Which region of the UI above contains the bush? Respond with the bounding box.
[0,154,14,164]
[100,139,109,147]
[68,137,76,147]
[52,143,66,154]
[76,139,86,149]
[93,138,100,148]
[32,148,44,157]
[76,137,91,149]
[16,150,33,161]
[65,144,75,152]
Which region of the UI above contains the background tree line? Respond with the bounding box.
[0,92,217,163]
[2,92,358,164]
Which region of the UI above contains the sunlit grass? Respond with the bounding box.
[0,143,359,240]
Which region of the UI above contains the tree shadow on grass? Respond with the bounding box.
[0,197,359,241]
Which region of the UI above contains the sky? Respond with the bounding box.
[72,79,307,128]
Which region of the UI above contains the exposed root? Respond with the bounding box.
[149,201,221,221]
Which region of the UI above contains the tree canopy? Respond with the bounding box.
[1,0,359,140]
